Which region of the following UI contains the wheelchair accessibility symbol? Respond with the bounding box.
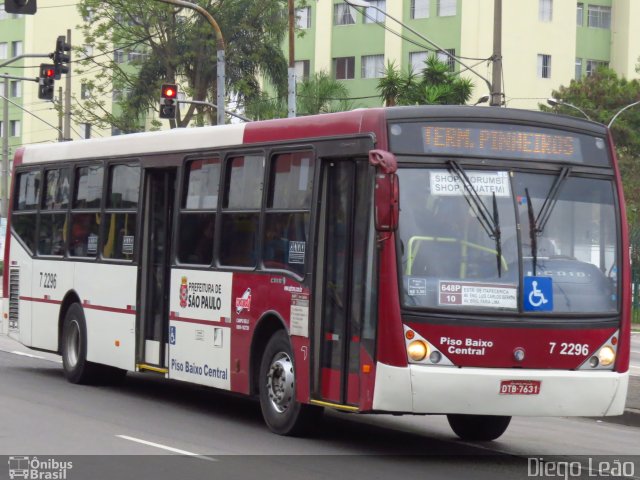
[524,276,553,312]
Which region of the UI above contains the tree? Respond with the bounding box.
[376,56,474,107]
[539,67,640,227]
[75,0,291,131]
[244,70,353,118]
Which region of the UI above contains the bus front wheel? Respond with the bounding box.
[258,331,322,435]
[447,414,511,441]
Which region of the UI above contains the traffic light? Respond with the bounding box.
[38,64,55,100]
[52,35,71,80]
[4,0,37,14]
[159,84,178,119]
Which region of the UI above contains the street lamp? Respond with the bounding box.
[343,0,496,104]
[608,100,640,128]
[547,98,591,121]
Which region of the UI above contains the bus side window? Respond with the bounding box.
[12,170,41,254]
[70,164,103,258]
[177,157,220,265]
[262,151,314,276]
[103,163,139,261]
[219,155,264,268]
[38,168,70,256]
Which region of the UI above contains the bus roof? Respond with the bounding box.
[18,106,607,165]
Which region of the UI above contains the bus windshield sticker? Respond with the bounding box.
[408,277,427,296]
[439,281,517,309]
[122,235,134,254]
[290,293,309,337]
[430,170,510,197]
[523,276,554,312]
[288,241,306,264]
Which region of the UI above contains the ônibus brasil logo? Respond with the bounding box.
[8,456,73,479]
[180,276,188,308]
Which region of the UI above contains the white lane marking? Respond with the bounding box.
[9,350,62,364]
[116,435,217,462]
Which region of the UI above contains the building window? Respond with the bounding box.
[295,60,310,81]
[81,83,92,99]
[79,123,91,139]
[410,51,428,72]
[586,59,608,76]
[10,80,21,98]
[537,54,551,78]
[0,43,7,60]
[575,58,582,80]
[437,0,456,16]
[127,51,147,63]
[114,49,125,63]
[296,7,311,29]
[11,41,22,57]
[361,54,384,79]
[411,0,430,19]
[587,5,611,29]
[539,0,552,22]
[10,120,21,137]
[363,0,385,23]
[334,4,356,25]
[576,3,583,26]
[437,48,456,72]
[333,56,355,80]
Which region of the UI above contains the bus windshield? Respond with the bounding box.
[398,167,619,315]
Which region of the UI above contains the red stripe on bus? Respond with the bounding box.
[19,296,61,305]
[169,312,221,327]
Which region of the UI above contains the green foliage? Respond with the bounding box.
[296,71,353,115]
[376,55,474,107]
[539,67,640,229]
[75,0,290,130]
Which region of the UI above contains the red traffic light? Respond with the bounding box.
[44,68,55,78]
[161,84,178,99]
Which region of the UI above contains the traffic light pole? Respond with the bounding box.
[2,76,8,218]
[63,29,71,141]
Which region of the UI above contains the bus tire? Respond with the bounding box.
[447,414,511,441]
[61,303,100,384]
[259,331,322,435]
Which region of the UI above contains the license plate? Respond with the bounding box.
[499,380,541,395]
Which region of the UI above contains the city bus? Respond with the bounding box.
[3,106,630,441]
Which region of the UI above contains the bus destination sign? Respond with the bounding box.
[422,125,581,161]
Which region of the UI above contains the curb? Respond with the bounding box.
[598,408,640,428]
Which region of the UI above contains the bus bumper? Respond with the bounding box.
[372,362,629,417]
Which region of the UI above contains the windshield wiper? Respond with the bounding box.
[525,167,571,276]
[448,160,503,277]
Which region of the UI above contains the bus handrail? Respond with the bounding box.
[406,235,508,277]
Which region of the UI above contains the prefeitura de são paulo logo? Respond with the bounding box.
[180,276,188,308]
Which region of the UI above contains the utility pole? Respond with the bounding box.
[287,0,296,118]
[58,86,64,142]
[2,76,9,218]
[63,29,72,140]
[490,0,503,107]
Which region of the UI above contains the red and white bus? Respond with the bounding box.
[3,106,630,440]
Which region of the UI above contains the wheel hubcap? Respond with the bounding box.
[266,352,295,413]
[65,319,80,368]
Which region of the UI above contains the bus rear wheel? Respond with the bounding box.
[62,303,126,385]
[258,331,322,435]
[447,414,511,441]
[62,303,100,384]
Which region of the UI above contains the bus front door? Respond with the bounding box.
[137,168,177,369]
[315,159,371,407]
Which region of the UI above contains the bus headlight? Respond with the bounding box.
[597,346,615,367]
[407,340,429,362]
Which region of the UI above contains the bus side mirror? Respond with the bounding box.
[375,172,399,232]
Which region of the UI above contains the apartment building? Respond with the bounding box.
[293,0,640,109]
